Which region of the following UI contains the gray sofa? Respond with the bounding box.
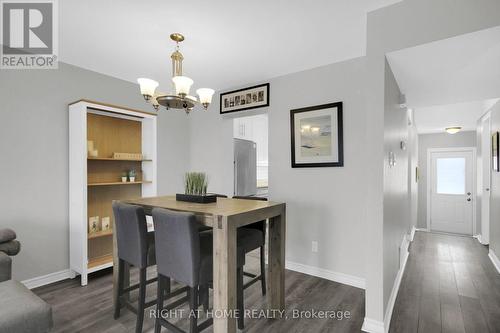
[0,228,53,333]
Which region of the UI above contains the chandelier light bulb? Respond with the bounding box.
[137,78,159,101]
[196,88,215,109]
[172,76,194,97]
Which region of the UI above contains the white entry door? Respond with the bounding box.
[429,149,474,235]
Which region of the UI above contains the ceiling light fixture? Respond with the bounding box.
[445,126,462,134]
[137,33,214,114]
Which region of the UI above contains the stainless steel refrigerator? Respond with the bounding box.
[234,138,257,196]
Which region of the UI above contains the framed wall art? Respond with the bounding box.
[290,102,343,168]
[493,131,499,172]
[220,83,269,114]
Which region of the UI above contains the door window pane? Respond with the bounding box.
[436,158,465,194]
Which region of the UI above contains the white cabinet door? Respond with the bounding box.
[430,150,473,235]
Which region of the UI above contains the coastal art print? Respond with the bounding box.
[290,102,343,168]
[220,83,269,114]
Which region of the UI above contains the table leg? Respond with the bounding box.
[268,208,286,310]
[213,215,237,333]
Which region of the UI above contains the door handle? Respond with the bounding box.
[467,198,471,202]
[467,192,471,196]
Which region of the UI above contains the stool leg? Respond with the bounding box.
[155,275,165,333]
[164,277,171,298]
[189,287,199,333]
[260,246,267,296]
[136,268,147,333]
[237,267,244,330]
[199,284,209,312]
[114,258,125,319]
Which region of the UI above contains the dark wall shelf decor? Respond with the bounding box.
[220,83,269,114]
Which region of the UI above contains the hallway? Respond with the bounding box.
[390,231,500,333]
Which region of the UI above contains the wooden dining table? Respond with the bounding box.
[112,195,286,333]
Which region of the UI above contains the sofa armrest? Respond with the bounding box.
[0,251,12,282]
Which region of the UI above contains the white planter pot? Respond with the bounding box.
[129,177,136,182]
[121,177,127,183]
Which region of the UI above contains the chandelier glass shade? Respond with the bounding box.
[137,33,214,114]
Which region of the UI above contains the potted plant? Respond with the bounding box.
[176,172,217,203]
[128,169,136,182]
[121,172,128,183]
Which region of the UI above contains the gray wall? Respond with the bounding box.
[383,61,409,309]
[365,0,500,322]
[0,62,190,281]
[489,101,500,256]
[416,131,476,229]
[189,57,369,280]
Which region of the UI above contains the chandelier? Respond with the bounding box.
[137,33,214,114]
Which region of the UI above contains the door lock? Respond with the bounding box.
[467,192,471,196]
[467,198,471,202]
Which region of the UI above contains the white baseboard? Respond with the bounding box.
[489,249,500,274]
[21,269,74,290]
[363,235,409,333]
[384,238,409,333]
[473,234,488,245]
[410,226,416,241]
[285,260,365,289]
[361,317,384,333]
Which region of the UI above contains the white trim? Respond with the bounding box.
[489,249,500,274]
[361,317,384,333]
[363,234,410,333]
[21,269,74,290]
[473,234,486,245]
[426,147,477,235]
[285,260,365,289]
[410,226,416,241]
[479,112,491,245]
[384,236,410,333]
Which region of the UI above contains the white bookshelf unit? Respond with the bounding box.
[69,100,157,286]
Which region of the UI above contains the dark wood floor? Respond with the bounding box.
[34,253,365,332]
[390,231,500,333]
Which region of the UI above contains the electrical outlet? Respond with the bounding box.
[312,241,318,253]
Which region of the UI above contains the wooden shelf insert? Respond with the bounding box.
[88,254,113,269]
[88,229,113,240]
[88,181,152,187]
[88,157,152,162]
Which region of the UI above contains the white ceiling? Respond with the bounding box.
[386,25,500,133]
[59,0,400,92]
[414,99,499,134]
[386,25,500,109]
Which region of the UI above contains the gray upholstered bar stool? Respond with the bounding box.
[112,202,160,333]
[152,208,246,333]
[233,195,267,295]
[232,195,268,329]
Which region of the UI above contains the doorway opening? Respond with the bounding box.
[233,114,268,197]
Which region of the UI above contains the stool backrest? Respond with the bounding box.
[112,202,149,269]
[152,208,200,287]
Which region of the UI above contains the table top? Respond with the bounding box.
[121,195,284,218]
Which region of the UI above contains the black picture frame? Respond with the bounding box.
[290,102,344,168]
[220,83,270,114]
